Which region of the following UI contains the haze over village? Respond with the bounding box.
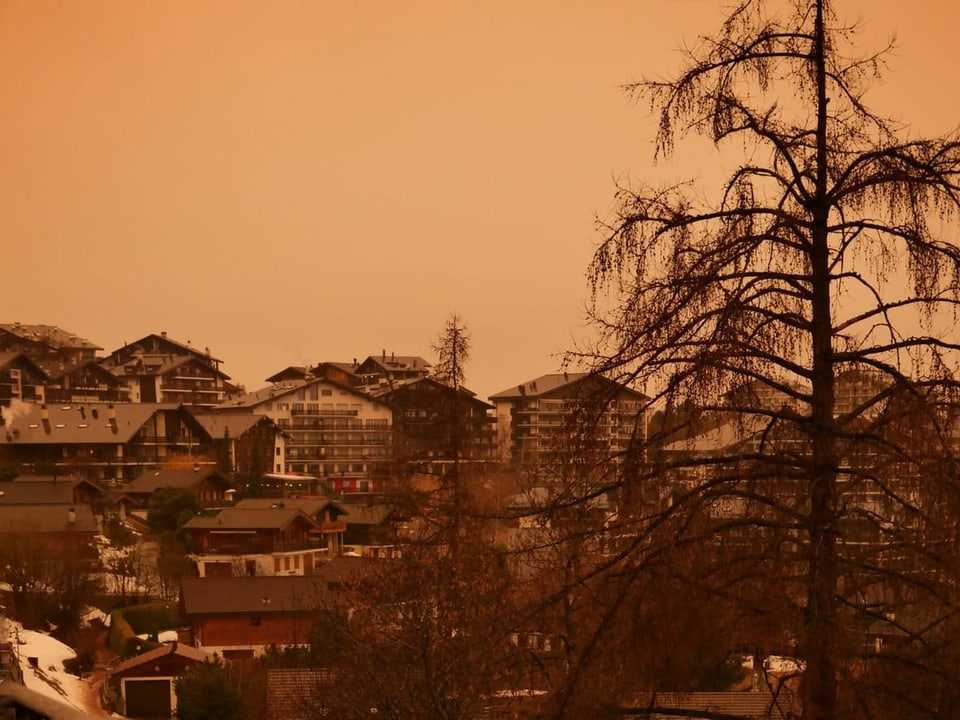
[4,1,960,720]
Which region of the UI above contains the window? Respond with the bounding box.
[321,389,332,397]
[294,556,301,569]
[284,557,291,571]
[274,557,281,573]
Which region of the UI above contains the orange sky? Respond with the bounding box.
[1,1,957,399]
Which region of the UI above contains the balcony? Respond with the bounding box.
[314,520,347,534]
[291,407,358,417]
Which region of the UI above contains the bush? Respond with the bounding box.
[109,601,182,657]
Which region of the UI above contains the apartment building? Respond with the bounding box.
[217,377,393,483]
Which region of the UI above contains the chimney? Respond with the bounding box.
[107,404,118,434]
[41,405,51,434]
[67,508,76,525]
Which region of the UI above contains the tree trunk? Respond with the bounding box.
[802,3,838,718]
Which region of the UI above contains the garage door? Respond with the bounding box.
[125,678,172,718]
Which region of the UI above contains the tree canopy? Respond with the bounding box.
[560,1,960,718]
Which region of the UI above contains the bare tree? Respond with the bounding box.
[432,312,471,391]
[558,1,960,719]
[431,313,473,546]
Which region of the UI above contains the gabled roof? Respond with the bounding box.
[264,362,360,385]
[360,354,431,373]
[234,496,348,517]
[340,503,395,526]
[0,351,49,378]
[183,506,316,532]
[108,333,222,364]
[0,679,95,720]
[369,376,488,405]
[489,372,647,402]
[127,468,232,494]
[266,668,336,720]
[0,504,98,533]
[1,403,198,445]
[0,323,102,351]
[37,358,123,385]
[180,574,348,615]
[634,691,799,719]
[106,353,231,381]
[193,412,279,440]
[217,377,391,411]
[112,642,214,676]
[489,373,589,400]
[264,366,310,383]
[0,477,78,504]
[660,415,765,455]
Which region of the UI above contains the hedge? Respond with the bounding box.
[108,601,182,657]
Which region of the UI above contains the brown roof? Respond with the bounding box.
[341,503,395,526]
[217,376,391,411]
[0,323,102,351]
[266,668,336,720]
[489,372,648,402]
[127,468,232,494]
[0,504,98,533]
[183,506,315,531]
[635,691,800,719]
[234,496,347,517]
[107,333,223,363]
[361,354,431,372]
[180,575,348,615]
[1,402,193,445]
[0,351,49,378]
[193,412,278,439]
[0,477,78,504]
[112,642,214,676]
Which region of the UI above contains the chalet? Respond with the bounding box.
[0,402,214,482]
[0,503,99,565]
[110,642,215,719]
[233,496,348,553]
[216,377,393,481]
[0,351,48,406]
[180,569,357,658]
[0,474,105,506]
[265,361,360,388]
[183,504,329,578]
[339,501,399,552]
[114,467,233,518]
[373,376,496,472]
[39,358,130,404]
[102,332,224,372]
[192,411,285,477]
[0,322,101,366]
[354,352,430,389]
[104,354,232,408]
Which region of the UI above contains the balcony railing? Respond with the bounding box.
[290,407,358,417]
